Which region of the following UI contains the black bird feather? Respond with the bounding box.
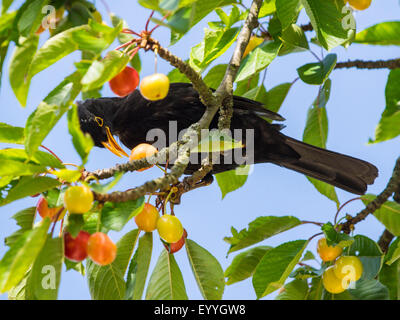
[78,83,378,195]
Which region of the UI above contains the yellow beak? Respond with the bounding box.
[101,126,129,157]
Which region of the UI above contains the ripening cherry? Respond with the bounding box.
[334,256,363,282]
[347,0,372,10]
[139,73,170,101]
[157,214,184,244]
[317,238,343,262]
[323,266,349,294]
[36,196,65,221]
[135,203,160,232]
[129,143,158,171]
[164,229,187,254]
[243,36,264,58]
[64,231,90,262]
[109,66,140,97]
[64,185,94,214]
[87,232,117,266]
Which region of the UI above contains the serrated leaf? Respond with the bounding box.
[297,54,337,85]
[253,240,308,298]
[0,218,50,293]
[215,166,250,199]
[348,279,389,300]
[225,246,271,285]
[224,216,301,254]
[275,279,308,300]
[145,250,188,300]
[379,260,399,300]
[372,69,400,143]
[362,194,400,236]
[355,21,400,46]
[0,176,60,207]
[4,207,36,247]
[235,41,282,82]
[87,229,140,300]
[9,35,38,106]
[101,197,145,231]
[301,0,354,51]
[125,232,153,300]
[0,123,24,144]
[25,237,63,300]
[186,239,225,300]
[67,104,93,164]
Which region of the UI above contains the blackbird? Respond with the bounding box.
[78,82,378,195]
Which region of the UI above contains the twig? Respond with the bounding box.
[340,157,400,234]
[378,229,394,253]
[335,58,400,70]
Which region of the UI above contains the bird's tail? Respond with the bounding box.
[274,137,378,195]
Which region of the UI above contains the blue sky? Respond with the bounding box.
[1,0,399,300]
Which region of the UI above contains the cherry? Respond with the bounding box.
[87,232,117,266]
[64,185,94,214]
[36,196,65,221]
[347,0,372,10]
[139,73,170,101]
[157,214,183,244]
[129,143,158,171]
[64,231,90,262]
[135,203,160,232]
[109,66,140,97]
[164,229,187,254]
[323,266,349,294]
[334,256,363,282]
[317,238,343,262]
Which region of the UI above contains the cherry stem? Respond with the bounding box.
[50,207,65,236]
[308,232,324,242]
[301,220,324,227]
[333,197,362,225]
[129,47,140,60]
[40,145,62,163]
[145,10,155,32]
[149,12,171,34]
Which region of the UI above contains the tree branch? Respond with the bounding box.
[335,58,400,70]
[378,229,394,253]
[340,157,400,233]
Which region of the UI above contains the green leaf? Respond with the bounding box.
[279,24,309,56]
[167,68,190,83]
[125,232,153,300]
[189,26,239,72]
[65,214,84,238]
[0,148,63,170]
[379,260,399,300]
[89,173,123,194]
[2,0,14,14]
[0,159,46,177]
[275,279,308,300]
[191,130,243,153]
[348,279,389,300]
[276,0,300,30]
[261,83,293,114]
[297,54,337,85]
[322,222,354,248]
[224,216,301,254]
[235,41,282,82]
[0,176,60,207]
[186,239,225,300]
[355,21,400,46]
[362,194,400,236]
[225,246,271,285]
[0,218,50,293]
[25,237,63,300]
[253,240,308,298]
[87,229,140,300]
[203,64,227,89]
[0,123,24,144]
[145,250,188,300]
[52,169,82,183]
[25,72,83,156]
[215,166,250,199]
[101,197,145,231]
[259,0,276,18]
[28,25,86,77]
[373,69,400,143]
[301,0,354,51]
[67,104,93,164]
[9,35,39,106]
[4,207,36,247]
[386,238,400,266]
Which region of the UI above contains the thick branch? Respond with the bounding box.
[378,229,394,253]
[340,157,400,233]
[335,58,400,70]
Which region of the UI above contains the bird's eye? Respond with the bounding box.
[95,116,104,127]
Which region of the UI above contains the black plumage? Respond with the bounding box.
[78,82,378,195]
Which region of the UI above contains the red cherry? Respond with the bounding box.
[37,196,65,221]
[164,229,188,254]
[109,66,140,97]
[64,231,90,262]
